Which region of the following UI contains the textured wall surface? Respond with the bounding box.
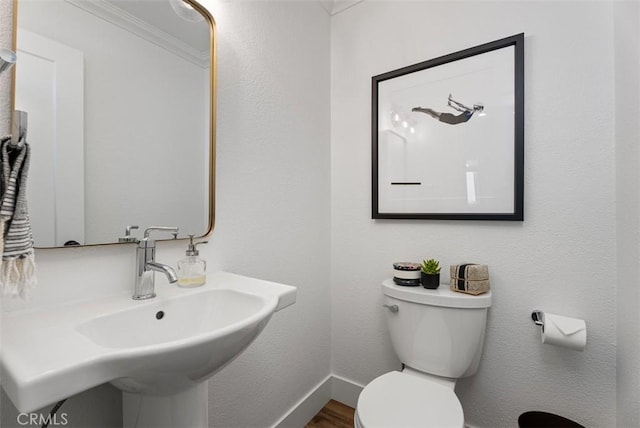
[615,2,640,427]
[1,0,331,427]
[330,2,617,427]
[199,1,331,426]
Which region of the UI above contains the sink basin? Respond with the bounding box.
[78,289,268,349]
[76,288,275,395]
[1,271,296,417]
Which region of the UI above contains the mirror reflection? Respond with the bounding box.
[14,0,214,248]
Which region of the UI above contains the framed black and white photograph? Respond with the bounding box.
[372,33,524,221]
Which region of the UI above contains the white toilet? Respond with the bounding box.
[355,279,492,428]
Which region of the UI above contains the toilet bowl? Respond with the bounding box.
[355,370,463,428]
[355,280,492,428]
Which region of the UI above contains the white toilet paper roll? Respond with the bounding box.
[541,313,587,351]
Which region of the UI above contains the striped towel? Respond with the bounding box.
[0,135,36,298]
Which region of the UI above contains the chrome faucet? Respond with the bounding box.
[133,226,179,300]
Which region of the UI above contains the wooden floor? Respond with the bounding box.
[305,400,355,428]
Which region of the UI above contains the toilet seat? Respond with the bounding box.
[356,371,464,428]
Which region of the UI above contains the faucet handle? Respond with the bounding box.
[119,225,139,243]
[144,226,179,240]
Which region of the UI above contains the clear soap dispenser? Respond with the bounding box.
[177,234,208,287]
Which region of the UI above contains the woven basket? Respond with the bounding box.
[450,264,490,295]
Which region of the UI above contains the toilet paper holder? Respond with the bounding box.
[531,310,544,329]
[530,310,587,351]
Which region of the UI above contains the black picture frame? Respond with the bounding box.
[372,33,524,221]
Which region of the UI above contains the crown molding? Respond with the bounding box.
[320,0,365,16]
[65,0,209,68]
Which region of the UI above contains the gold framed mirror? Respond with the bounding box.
[11,0,216,248]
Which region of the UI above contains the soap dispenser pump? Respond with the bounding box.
[177,234,208,287]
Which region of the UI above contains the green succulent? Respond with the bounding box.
[421,258,441,274]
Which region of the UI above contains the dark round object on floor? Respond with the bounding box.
[518,411,584,428]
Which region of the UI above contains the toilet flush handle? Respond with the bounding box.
[382,304,399,313]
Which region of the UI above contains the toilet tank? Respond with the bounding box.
[382,280,491,379]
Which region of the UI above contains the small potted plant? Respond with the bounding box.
[420,258,441,289]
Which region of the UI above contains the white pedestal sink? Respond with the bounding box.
[1,272,296,427]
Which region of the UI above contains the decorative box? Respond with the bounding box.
[392,262,421,286]
[450,264,490,295]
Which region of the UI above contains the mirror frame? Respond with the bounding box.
[10,0,217,247]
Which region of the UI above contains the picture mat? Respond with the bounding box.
[377,46,515,214]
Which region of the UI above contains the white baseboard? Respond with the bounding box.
[330,375,364,408]
[272,376,331,428]
[273,375,364,428]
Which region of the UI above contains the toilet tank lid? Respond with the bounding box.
[382,279,492,308]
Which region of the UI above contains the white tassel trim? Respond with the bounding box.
[1,253,37,299]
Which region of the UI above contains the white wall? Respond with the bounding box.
[1,0,331,427]
[331,2,616,427]
[615,1,640,427]
[199,1,331,425]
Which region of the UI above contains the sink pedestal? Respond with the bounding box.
[123,383,208,428]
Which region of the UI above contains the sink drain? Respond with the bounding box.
[155,311,165,320]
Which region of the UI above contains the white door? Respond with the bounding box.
[15,29,85,247]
